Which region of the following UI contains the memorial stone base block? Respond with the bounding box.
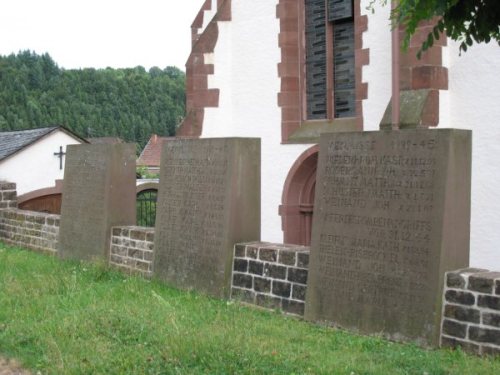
[58,144,136,261]
[153,138,260,298]
[305,129,471,347]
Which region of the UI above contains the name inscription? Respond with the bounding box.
[314,132,441,325]
[156,140,230,278]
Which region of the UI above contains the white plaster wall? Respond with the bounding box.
[0,130,82,195]
[361,0,392,131]
[439,43,451,129]
[351,6,500,269]
[201,0,311,243]
[442,42,500,269]
[198,1,500,269]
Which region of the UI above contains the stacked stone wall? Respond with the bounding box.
[109,226,154,277]
[231,242,309,316]
[4,182,500,356]
[441,268,500,355]
[0,182,59,254]
[0,209,60,254]
[0,182,18,209]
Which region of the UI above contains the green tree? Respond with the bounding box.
[371,0,500,55]
[0,51,186,148]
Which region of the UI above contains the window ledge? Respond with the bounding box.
[284,118,358,144]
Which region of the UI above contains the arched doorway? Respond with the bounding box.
[279,145,319,246]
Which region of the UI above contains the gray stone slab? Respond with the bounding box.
[59,144,136,261]
[153,138,260,298]
[305,129,471,347]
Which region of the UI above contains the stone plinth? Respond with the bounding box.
[305,129,471,347]
[58,144,136,261]
[441,268,500,356]
[231,242,310,316]
[153,138,260,298]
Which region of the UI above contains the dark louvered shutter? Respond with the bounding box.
[305,0,327,119]
[333,21,355,118]
[328,0,353,22]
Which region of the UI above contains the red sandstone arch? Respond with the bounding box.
[279,145,319,246]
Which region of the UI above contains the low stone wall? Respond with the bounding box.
[0,182,59,254]
[441,268,500,355]
[4,182,500,356]
[109,226,155,277]
[0,182,17,209]
[231,242,310,316]
[0,209,60,255]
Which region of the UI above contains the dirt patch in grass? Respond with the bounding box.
[0,357,31,375]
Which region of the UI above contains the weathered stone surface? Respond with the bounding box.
[130,229,146,241]
[233,273,253,289]
[446,272,466,289]
[469,272,500,294]
[483,313,500,328]
[109,227,155,278]
[272,280,291,298]
[305,129,471,347]
[233,259,248,273]
[380,89,436,129]
[297,252,310,268]
[259,248,278,262]
[278,250,296,266]
[292,284,307,301]
[254,277,271,293]
[263,263,287,280]
[0,182,16,190]
[442,320,467,339]
[478,295,500,311]
[445,290,475,306]
[246,246,258,259]
[444,305,480,323]
[58,144,136,261]
[248,260,264,276]
[288,268,308,284]
[234,244,246,257]
[496,280,500,296]
[153,138,260,298]
[469,327,500,345]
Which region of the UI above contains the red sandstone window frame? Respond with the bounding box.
[277,0,366,143]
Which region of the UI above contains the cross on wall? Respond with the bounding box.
[53,146,66,170]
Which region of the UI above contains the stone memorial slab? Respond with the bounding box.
[59,144,136,261]
[305,129,471,346]
[153,138,260,298]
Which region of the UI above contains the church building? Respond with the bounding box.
[0,126,86,212]
[177,0,500,269]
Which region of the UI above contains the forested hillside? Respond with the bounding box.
[0,51,185,148]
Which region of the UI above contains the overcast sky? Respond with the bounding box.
[0,0,206,71]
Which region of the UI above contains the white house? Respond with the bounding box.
[0,126,86,196]
[177,0,500,269]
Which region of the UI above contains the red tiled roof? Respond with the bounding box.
[136,134,175,167]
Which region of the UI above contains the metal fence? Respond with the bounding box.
[136,189,157,227]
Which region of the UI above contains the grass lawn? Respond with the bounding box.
[0,243,499,374]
